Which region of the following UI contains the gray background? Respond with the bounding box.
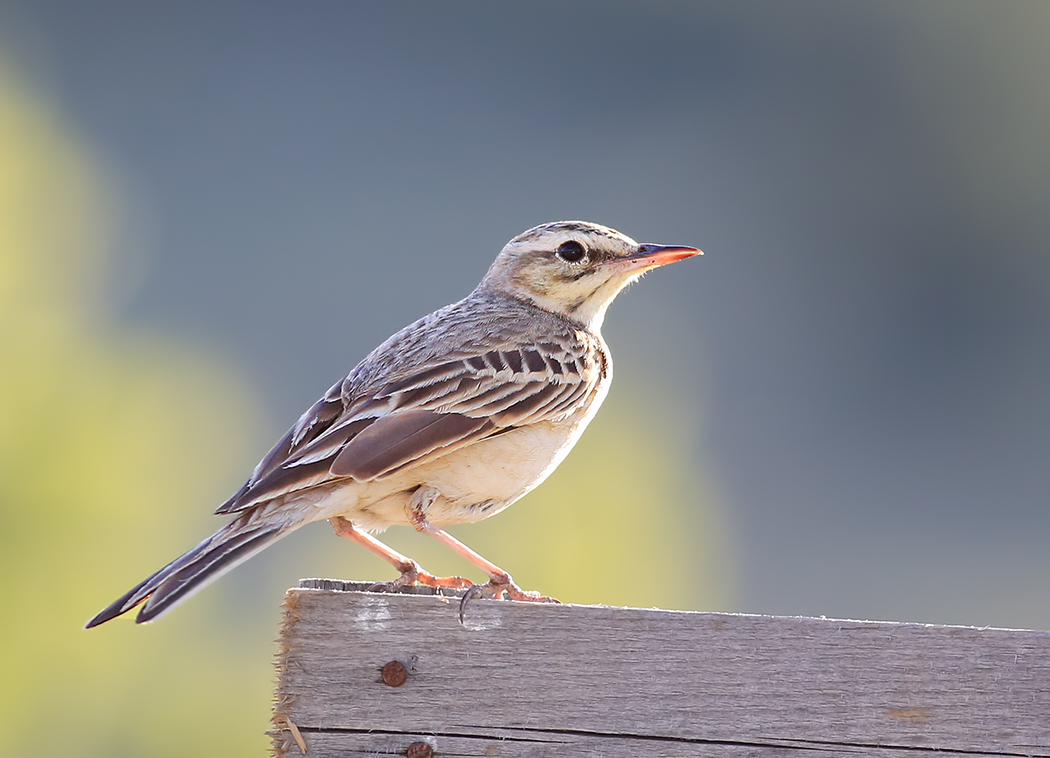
[5,0,1049,629]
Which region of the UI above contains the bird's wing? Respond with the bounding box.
[216,342,601,514]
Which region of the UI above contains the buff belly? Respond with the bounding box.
[315,416,593,532]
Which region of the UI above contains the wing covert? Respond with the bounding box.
[215,337,604,512]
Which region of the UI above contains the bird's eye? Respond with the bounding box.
[556,240,586,263]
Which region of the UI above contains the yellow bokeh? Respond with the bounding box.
[0,54,731,756]
[0,57,272,756]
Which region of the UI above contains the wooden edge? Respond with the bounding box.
[271,579,1050,757]
[297,577,469,598]
[292,578,1045,632]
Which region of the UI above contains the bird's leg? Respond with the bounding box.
[407,488,560,621]
[328,516,473,592]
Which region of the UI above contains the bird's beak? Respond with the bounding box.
[613,243,703,271]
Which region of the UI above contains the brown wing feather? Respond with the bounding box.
[215,386,348,514]
[215,336,604,514]
[331,410,493,480]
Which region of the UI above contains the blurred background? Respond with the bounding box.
[1,1,1049,755]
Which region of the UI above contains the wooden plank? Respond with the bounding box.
[272,579,1050,758]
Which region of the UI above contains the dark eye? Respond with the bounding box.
[556,240,586,263]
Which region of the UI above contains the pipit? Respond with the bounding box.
[87,221,701,627]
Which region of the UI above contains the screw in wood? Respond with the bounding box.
[406,741,433,758]
[381,660,409,687]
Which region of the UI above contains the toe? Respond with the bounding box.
[415,572,475,590]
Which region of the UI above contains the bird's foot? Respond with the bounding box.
[459,572,560,622]
[327,516,473,594]
[369,562,474,594]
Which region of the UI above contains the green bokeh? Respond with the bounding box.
[0,58,731,756]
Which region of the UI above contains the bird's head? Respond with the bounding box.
[479,221,702,330]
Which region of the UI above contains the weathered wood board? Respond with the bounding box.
[272,579,1050,757]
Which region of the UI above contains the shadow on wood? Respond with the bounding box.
[272,579,1050,757]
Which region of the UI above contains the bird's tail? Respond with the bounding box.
[86,514,299,627]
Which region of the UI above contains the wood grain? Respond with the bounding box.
[272,579,1050,757]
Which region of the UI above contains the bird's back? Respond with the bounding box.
[343,287,612,403]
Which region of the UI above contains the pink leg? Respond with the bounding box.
[329,516,473,591]
[405,502,560,619]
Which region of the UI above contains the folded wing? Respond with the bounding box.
[217,343,600,514]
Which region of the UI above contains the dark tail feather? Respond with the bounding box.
[85,519,294,628]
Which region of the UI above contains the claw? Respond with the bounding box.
[458,575,560,623]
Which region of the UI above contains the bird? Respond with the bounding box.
[86,220,701,627]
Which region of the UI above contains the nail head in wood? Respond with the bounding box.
[381,660,408,687]
[405,741,432,758]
